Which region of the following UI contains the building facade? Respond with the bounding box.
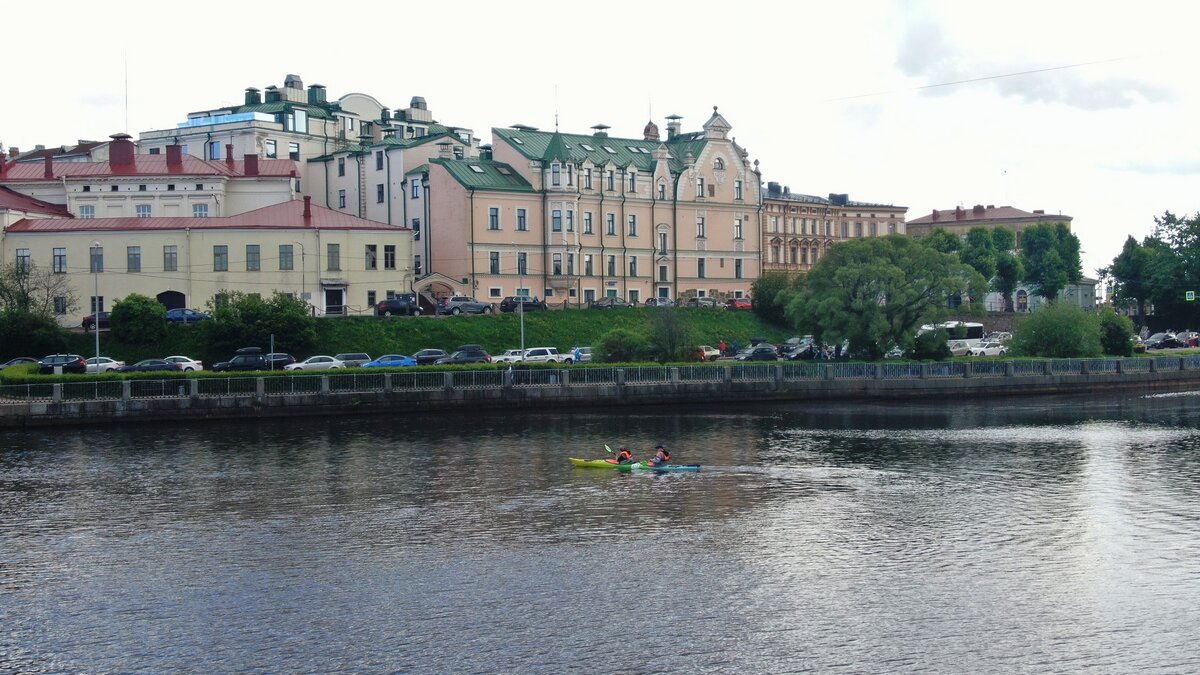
[420,108,762,305]
[761,182,907,275]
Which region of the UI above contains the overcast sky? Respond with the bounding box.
[5,1,1197,286]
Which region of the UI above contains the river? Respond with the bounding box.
[3,391,1200,673]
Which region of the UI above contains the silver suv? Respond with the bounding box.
[438,296,493,315]
[521,347,568,364]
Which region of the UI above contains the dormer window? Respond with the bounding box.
[714,157,725,170]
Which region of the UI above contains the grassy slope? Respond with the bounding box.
[61,308,791,364]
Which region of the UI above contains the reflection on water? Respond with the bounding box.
[3,392,1200,672]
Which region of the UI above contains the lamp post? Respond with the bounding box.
[91,240,101,370]
[291,241,306,305]
[513,242,525,354]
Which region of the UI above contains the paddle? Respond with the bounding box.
[605,445,614,454]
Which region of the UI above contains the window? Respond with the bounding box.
[489,207,500,230]
[265,140,277,158]
[367,291,376,307]
[659,265,668,282]
[412,219,421,240]
[517,252,528,275]
[552,209,562,232]
[338,158,346,177]
[490,251,500,275]
[164,245,178,272]
[659,232,668,254]
[338,190,346,209]
[196,183,204,191]
[580,143,595,151]
[567,253,575,275]
[90,246,104,273]
[16,248,30,272]
[606,170,615,191]
[138,184,147,192]
[603,146,617,154]
[454,146,464,160]
[365,244,377,270]
[696,177,705,197]
[469,165,485,174]
[658,183,666,200]
[213,245,228,272]
[111,186,119,192]
[327,243,340,271]
[734,218,743,240]
[489,287,502,298]
[629,289,640,303]
[698,258,706,278]
[841,222,849,238]
[79,205,95,219]
[375,151,384,171]
[414,255,422,275]
[551,163,561,186]
[735,259,743,279]
[629,256,638,277]
[54,296,68,315]
[53,247,67,273]
[607,255,616,277]
[888,222,897,234]
[567,163,574,186]
[193,203,208,218]
[606,213,616,236]
[627,214,637,236]
[714,157,725,170]
[585,254,594,276]
[566,210,574,232]
[627,171,637,193]
[553,253,562,275]
[376,183,385,203]
[246,245,261,271]
[584,168,593,189]
[91,296,104,313]
[288,143,300,161]
[517,208,528,231]
[697,216,707,238]
[384,245,396,270]
[583,212,593,234]
[126,246,140,273]
[208,141,221,160]
[136,204,152,218]
[735,180,743,200]
[411,181,421,199]
[279,245,294,271]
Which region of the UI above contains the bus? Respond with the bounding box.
[918,321,986,348]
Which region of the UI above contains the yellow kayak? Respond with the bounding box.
[569,457,621,469]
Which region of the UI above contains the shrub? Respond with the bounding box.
[595,328,648,363]
[911,328,951,360]
[1010,302,1102,358]
[1098,308,1135,357]
[111,293,167,345]
[0,310,67,359]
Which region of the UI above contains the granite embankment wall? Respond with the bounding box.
[2,358,1199,429]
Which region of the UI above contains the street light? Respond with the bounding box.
[291,241,306,306]
[91,240,101,371]
[514,242,524,354]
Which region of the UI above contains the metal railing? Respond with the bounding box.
[2,356,1197,405]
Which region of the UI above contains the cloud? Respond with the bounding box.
[1108,159,1200,176]
[896,18,1174,110]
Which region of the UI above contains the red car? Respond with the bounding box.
[726,298,752,311]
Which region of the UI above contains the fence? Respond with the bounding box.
[2,356,1198,405]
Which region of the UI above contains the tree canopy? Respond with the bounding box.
[201,291,317,357]
[1101,212,1200,327]
[1018,222,1082,301]
[111,293,167,345]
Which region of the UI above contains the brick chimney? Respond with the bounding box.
[44,156,54,178]
[955,206,965,220]
[225,144,235,168]
[166,144,182,167]
[972,204,984,215]
[0,151,6,175]
[932,209,940,221]
[244,154,259,176]
[109,133,135,166]
[302,195,312,219]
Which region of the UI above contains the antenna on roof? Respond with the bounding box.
[124,49,130,133]
[554,83,559,132]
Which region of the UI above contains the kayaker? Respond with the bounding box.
[647,444,670,467]
[614,446,634,464]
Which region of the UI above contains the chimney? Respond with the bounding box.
[225,144,235,168]
[0,151,6,175]
[666,114,682,141]
[1033,209,1045,215]
[972,204,984,215]
[766,181,779,194]
[44,156,53,178]
[166,144,182,166]
[784,186,790,195]
[303,195,312,219]
[437,141,453,159]
[244,154,259,176]
[244,87,261,105]
[955,206,965,220]
[308,84,327,105]
[932,209,940,221]
[986,204,994,209]
[109,132,135,166]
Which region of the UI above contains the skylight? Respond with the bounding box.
[469,165,485,173]
[512,138,524,145]
[497,166,512,176]
[580,143,595,151]
[603,146,616,154]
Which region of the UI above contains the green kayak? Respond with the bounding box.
[614,461,700,472]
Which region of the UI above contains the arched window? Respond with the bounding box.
[714,157,724,170]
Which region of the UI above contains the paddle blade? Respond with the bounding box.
[605,445,613,454]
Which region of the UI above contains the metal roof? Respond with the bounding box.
[0,155,297,180]
[0,186,72,216]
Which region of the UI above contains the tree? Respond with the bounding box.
[1019,222,1082,301]
[110,293,167,345]
[645,308,692,362]
[0,310,67,359]
[991,227,1016,253]
[750,271,799,326]
[784,235,986,360]
[1097,308,1135,357]
[923,228,961,254]
[595,327,646,363]
[959,227,997,282]
[993,251,1024,312]
[0,261,76,316]
[201,291,317,357]
[1010,302,1101,358]
[1143,211,1200,327]
[1100,235,1154,319]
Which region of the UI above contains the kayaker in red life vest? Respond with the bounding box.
[614,446,634,465]
[647,444,670,467]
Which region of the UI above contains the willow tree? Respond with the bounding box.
[785,235,986,360]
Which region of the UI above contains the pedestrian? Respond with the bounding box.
[719,339,727,355]
[732,339,740,354]
[573,346,582,363]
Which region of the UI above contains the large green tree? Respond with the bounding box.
[1100,235,1154,319]
[750,271,799,326]
[201,291,317,357]
[111,293,167,345]
[993,251,1024,312]
[923,228,961,254]
[784,235,986,360]
[959,227,998,282]
[1019,222,1082,301]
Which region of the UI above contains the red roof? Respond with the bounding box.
[5,199,405,233]
[907,205,1072,225]
[0,186,71,216]
[0,155,296,180]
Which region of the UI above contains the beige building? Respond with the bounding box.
[419,109,762,305]
[761,182,907,275]
[1,198,413,325]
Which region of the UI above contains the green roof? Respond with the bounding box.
[235,102,334,119]
[493,127,708,174]
[431,158,533,193]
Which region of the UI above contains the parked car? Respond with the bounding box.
[947,340,973,357]
[38,354,88,374]
[165,308,213,325]
[590,296,631,309]
[571,346,592,363]
[644,298,676,307]
[493,349,527,364]
[726,298,752,311]
[1145,332,1184,350]
[522,347,570,364]
[266,353,296,369]
[885,345,906,359]
[375,294,421,317]
[211,347,269,372]
[434,344,492,365]
[118,359,183,373]
[412,348,449,366]
[985,331,1013,344]
[284,356,346,371]
[362,354,418,368]
[778,336,814,359]
[787,344,827,361]
[438,296,493,315]
[163,355,204,371]
[0,356,39,371]
[969,341,1008,357]
[1177,330,1200,347]
[686,297,720,308]
[333,352,371,368]
[85,356,125,373]
[499,296,546,313]
[698,345,721,362]
[736,345,778,361]
[81,312,111,331]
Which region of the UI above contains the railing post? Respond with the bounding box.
[189,379,199,398]
[919,364,929,379]
[824,364,834,380]
[384,373,393,393]
[1080,360,1090,375]
[1044,360,1053,376]
[1150,359,1158,373]
[1005,361,1014,377]
[775,364,784,388]
[52,383,62,403]
[503,369,514,390]
[671,367,680,389]
[121,380,131,401]
[875,363,884,380]
[560,369,570,389]
[444,372,454,391]
[963,361,973,379]
[616,368,626,386]
[723,366,732,386]
[256,377,266,399]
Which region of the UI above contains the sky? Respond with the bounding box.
[4,0,1198,290]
